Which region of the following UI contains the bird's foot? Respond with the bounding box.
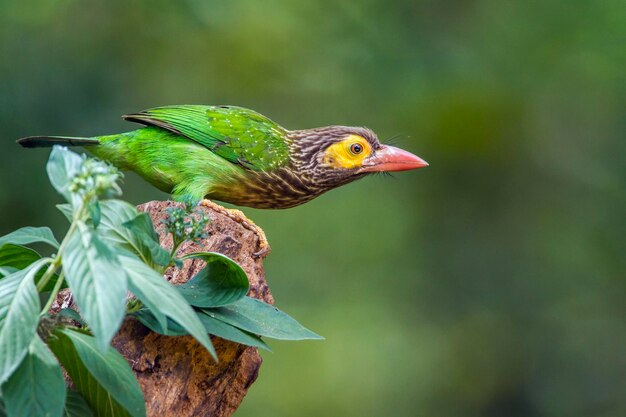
[199,199,270,258]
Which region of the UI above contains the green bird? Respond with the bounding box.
[18,105,428,209]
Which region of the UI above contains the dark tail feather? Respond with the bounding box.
[17,136,99,148]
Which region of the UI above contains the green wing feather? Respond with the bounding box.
[123,105,291,171]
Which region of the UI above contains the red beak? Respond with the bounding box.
[360,145,429,173]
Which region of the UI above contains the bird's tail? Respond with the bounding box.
[17,136,99,148]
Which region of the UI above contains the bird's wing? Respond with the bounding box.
[123,105,291,171]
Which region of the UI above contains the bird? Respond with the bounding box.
[18,105,428,210]
[18,105,428,255]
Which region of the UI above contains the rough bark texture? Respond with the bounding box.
[54,200,273,417]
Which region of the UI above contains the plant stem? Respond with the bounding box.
[36,219,79,292]
[56,217,79,259]
[161,238,185,274]
[35,260,58,292]
[36,203,84,292]
[171,238,183,259]
[40,271,65,316]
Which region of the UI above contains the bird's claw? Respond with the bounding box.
[252,242,271,258]
[200,199,270,258]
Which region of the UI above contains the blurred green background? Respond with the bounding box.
[1,1,624,416]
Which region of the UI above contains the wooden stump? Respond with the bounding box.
[55,200,273,417]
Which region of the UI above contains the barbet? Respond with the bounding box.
[18,105,427,251]
[19,105,428,208]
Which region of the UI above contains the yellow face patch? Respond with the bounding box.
[321,135,372,169]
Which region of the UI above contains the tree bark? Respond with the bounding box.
[55,200,273,417]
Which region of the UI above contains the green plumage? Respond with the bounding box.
[17,104,405,209]
[21,105,297,206]
[123,105,290,171]
[90,126,250,202]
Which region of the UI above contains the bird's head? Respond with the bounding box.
[289,126,428,190]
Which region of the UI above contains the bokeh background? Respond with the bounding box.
[1,1,624,416]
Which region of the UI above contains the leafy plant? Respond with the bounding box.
[0,147,322,417]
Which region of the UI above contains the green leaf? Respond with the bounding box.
[134,308,270,351]
[120,254,216,359]
[57,308,86,326]
[122,212,159,242]
[132,309,187,336]
[63,222,127,350]
[196,310,271,351]
[177,252,249,308]
[48,329,145,417]
[56,204,73,222]
[122,213,170,267]
[204,297,324,341]
[0,266,18,277]
[0,244,41,271]
[0,258,50,383]
[0,226,59,249]
[0,244,62,290]
[47,146,83,207]
[63,390,95,417]
[97,200,164,268]
[2,335,66,417]
[87,200,101,228]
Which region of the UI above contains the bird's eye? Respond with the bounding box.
[349,143,363,155]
